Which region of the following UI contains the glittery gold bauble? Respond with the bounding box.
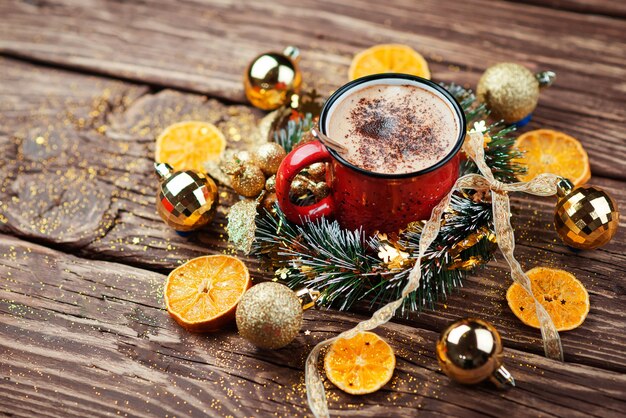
[554,178,619,250]
[236,282,303,349]
[312,182,330,199]
[265,174,276,192]
[154,162,219,232]
[231,163,266,197]
[290,176,308,196]
[437,318,515,388]
[244,46,302,111]
[234,150,258,166]
[477,63,554,124]
[306,162,327,182]
[255,143,287,176]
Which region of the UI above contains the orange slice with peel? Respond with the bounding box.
[324,331,396,395]
[506,267,590,331]
[164,255,251,332]
[514,129,590,186]
[155,121,226,173]
[348,44,431,81]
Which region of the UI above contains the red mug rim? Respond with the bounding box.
[319,73,467,179]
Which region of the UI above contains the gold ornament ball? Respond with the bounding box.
[261,191,278,216]
[265,174,276,192]
[312,182,330,199]
[234,150,258,166]
[477,63,539,123]
[437,318,514,388]
[231,163,266,197]
[555,178,619,250]
[255,143,287,176]
[244,46,302,111]
[236,282,303,349]
[154,163,219,232]
[290,176,308,197]
[306,162,327,182]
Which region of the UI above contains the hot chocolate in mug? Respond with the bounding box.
[275,73,467,235]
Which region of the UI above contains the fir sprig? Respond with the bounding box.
[252,84,524,314]
[273,113,314,152]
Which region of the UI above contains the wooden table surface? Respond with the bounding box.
[1,1,625,417]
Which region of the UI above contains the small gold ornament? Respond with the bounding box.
[477,63,555,125]
[290,175,309,196]
[554,178,619,250]
[226,162,266,197]
[254,142,287,175]
[154,163,219,232]
[233,150,258,166]
[236,283,319,349]
[437,318,515,388]
[244,46,302,111]
[261,191,278,216]
[311,182,330,199]
[305,162,327,182]
[265,174,276,192]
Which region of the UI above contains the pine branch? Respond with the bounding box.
[252,83,522,314]
[273,113,314,152]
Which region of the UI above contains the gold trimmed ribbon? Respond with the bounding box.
[305,131,563,418]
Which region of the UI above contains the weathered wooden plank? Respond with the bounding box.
[1,57,624,374]
[1,234,624,417]
[0,0,625,178]
[512,0,626,19]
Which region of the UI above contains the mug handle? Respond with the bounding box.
[275,140,335,224]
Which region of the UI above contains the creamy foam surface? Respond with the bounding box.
[327,84,459,175]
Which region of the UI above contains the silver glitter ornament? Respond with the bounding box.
[236,282,318,349]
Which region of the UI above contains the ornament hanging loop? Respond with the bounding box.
[556,177,574,197]
[155,162,174,180]
[490,365,516,388]
[296,287,321,310]
[283,45,300,63]
[536,70,556,88]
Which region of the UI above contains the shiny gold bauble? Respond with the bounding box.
[477,63,544,124]
[236,282,303,349]
[255,143,287,175]
[154,163,219,232]
[244,46,302,111]
[261,191,278,216]
[437,318,515,388]
[231,162,266,197]
[265,174,276,192]
[555,178,619,250]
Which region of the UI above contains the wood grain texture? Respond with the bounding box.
[1,0,625,179]
[0,0,625,416]
[0,51,624,378]
[1,235,625,418]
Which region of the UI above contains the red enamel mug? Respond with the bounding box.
[275,74,467,235]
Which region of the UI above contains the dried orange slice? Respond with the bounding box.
[348,44,431,81]
[514,129,591,186]
[324,331,395,395]
[155,121,226,172]
[506,267,590,331]
[164,255,251,332]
